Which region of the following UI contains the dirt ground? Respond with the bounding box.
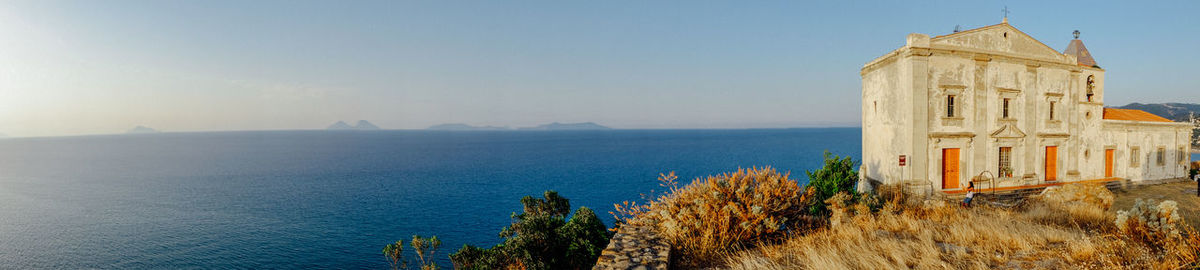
[1111,180,1200,229]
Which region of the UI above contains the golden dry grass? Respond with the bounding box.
[722,183,1200,270]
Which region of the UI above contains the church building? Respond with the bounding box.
[860,20,1193,191]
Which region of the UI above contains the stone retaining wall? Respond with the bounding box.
[593,224,669,270]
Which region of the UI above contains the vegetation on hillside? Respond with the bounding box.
[449,191,611,270]
[612,151,860,268]
[382,235,442,270]
[611,152,1199,269]
[724,183,1200,269]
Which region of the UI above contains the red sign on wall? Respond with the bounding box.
[899,155,907,166]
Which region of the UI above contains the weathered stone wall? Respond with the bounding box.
[1101,120,1192,181]
[593,224,669,270]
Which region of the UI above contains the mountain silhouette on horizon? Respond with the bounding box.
[126,126,160,134]
[327,120,381,131]
[354,120,380,130]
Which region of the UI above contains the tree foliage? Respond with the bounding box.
[382,240,407,270]
[383,235,441,270]
[804,151,860,217]
[451,191,612,270]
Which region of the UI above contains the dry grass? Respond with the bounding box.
[722,183,1200,270]
[611,167,815,268]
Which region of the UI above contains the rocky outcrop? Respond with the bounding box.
[593,224,669,270]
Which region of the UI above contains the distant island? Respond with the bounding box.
[426,122,612,131]
[327,120,381,131]
[126,126,160,134]
[427,123,511,131]
[518,122,611,131]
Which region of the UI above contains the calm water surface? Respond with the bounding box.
[0,129,860,268]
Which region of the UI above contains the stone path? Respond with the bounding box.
[593,224,669,270]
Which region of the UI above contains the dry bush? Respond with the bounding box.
[1116,199,1184,240]
[1108,199,1200,269]
[612,167,814,268]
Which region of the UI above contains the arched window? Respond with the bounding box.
[1086,75,1095,102]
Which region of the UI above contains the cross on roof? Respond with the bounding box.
[1002,6,1010,19]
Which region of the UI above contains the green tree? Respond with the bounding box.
[451,191,611,270]
[804,151,860,217]
[382,235,441,270]
[411,235,441,270]
[382,240,407,270]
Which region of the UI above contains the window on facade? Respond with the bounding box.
[1002,98,1010,118]
[1086,75,1095,102]
[947,95,956,117]
[1181,147,1187,164]
[1131,148,1140,167]
[999,147,1013,177]
[1156,147,1165,166]
[1049,101,1056,120]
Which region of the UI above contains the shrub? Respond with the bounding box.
[450,191,610,270]
[613,167,813,268]
[382,240,407,270]
[381,235,441,270]
[1109,198,1200,268]
[1116,199,1185,243]
[803,151,860,217]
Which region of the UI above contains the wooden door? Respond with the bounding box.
[942,148,960,189]
[1105,149,1115,178]
[1045,146,1058,181]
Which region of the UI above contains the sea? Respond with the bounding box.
[0,128,860,268]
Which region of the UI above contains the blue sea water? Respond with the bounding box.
[0,128,860,268]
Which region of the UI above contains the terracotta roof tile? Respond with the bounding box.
[1102,108,1174,122]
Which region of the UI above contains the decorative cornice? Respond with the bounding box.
[1037,132,1071,138]
[930,132,976,138]
[996,87,1021,93]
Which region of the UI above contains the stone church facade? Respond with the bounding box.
[860,21,1192,191]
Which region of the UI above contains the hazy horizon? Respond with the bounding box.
[3,1,1198,137]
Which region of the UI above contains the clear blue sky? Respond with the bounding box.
[1,1,1197,137]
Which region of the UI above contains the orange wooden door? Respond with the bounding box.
[1045,146,1058,181]
[942,148,960,189]
[1104,149,1114,178]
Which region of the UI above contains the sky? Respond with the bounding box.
[1,1,1198,137]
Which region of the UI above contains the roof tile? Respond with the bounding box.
[1102,108,1174,122]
